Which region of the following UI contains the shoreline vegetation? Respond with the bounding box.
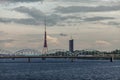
[45,49,120,56]
[43,49,120,60]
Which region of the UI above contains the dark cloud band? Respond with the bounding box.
[3,0,43,3]
[55,5,120,13]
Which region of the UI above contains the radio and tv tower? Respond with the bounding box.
[42,18,48,54]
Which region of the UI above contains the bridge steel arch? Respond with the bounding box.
[0,49,13,56]
[14,49,41,56]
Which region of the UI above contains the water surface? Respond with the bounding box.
[0,59,120,80]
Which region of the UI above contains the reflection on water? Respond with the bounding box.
[0,58,120,80]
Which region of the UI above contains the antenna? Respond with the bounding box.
[70,33,73,40]
[44,16,46,31]
[71,35,73,40]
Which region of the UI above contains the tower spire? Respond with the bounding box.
[71,34,73,40]
[42,16,48,54]
[45,16,46,32]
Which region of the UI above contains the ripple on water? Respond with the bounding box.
[0,59,120,80]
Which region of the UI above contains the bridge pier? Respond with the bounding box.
[42,57,46,60]
[110,57,114,62]
[110,54,114,62]
[12,57,15,60]
[71,58,75,62]
[28,58,31,63]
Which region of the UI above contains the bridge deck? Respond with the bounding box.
[0,56,114,59]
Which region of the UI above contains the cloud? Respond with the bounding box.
[13,6,85,26]
[59,33,68,37]
[13,6,61,26]
[55,5,120,13]
[107,21,120,26]
[100,21,120,28]
[22,34,43,43]
[0,6,82,26]
[0,4,118,26]
[0,39,16,48]
[0,18,13,23]
[14,6,45,20]
[0,17,41,25]
[1,0,43,3]
[83,16,115,22]
[50,0,119,2]
[0,31,7,36]
[47,35,59,44]
[0,6,45,25]
[112,40,120,43]
[0,39,15,43]
[95,40,111,46]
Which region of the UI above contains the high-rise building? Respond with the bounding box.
[69,39,74,53]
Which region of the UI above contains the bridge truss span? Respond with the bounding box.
[0,49,13,57]
[14,49,41,56]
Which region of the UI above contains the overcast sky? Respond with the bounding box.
[0,0,120,51]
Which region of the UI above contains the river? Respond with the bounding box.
[0,58,120,80]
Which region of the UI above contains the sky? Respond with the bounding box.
[0,0,120,52]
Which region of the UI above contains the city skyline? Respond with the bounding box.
[0,0,120,51]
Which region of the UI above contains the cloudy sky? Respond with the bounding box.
[0,0,120,51]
